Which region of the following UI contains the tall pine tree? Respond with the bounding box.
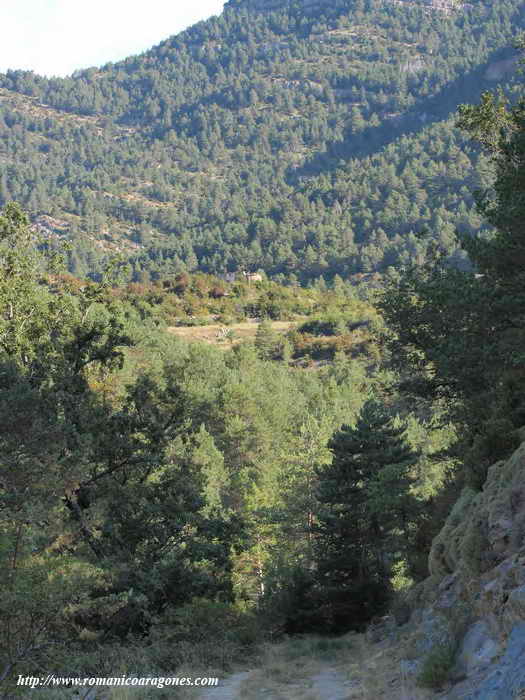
[314,400,418,631]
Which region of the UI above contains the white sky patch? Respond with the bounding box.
[0,0,226,77]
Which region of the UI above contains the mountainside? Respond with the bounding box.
[3,8,525,690]
[0,0,524,281]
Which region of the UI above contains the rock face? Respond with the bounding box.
[404,438,525,697]
[455,621,499,675]
[464,625,525,700]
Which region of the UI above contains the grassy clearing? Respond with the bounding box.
[168,321,294,347]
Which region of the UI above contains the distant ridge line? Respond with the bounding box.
[225,0,459,13]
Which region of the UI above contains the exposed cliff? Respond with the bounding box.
[394,433,525,698]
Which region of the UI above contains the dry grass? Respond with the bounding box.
[106,678,202,700]
[33,631,438,699]
[238,643,321,699]
[350,632,442,700]
[238,635,357,699]
[236,632,436,700]
[168,321,294,347]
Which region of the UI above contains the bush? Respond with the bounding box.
[209,285,227,299]
[174,316,211,327]
[259,566,326,635]
[216,314,235,325]
[417,642,457,689]
[316,578,392,635]
[260,564,390,636]
[297,316,346,336]
[297,315,371,337]
[465,417,518,490]
[147,599,264,670]
[310,636,353,659]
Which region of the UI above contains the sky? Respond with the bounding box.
[0,0,226,77]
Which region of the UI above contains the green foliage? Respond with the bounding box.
[0,204,242,688]
[0,204,135,684]
[255,319,279,360]
[309,636,354,659]
[148,599,263,670]
[0,0,522,281]
[381,59,525,489]
[297,315,368,337]
[261,565,330,636]
[460,516,490,576]
[465,417,519,489]
[0,194,486,687]
[417,642,457,689]
[301,400,421,633]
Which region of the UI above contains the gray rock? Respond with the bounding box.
[400,659,421,676]
[506,584,525,621]
[415,609,451,655]
[463,623,525,699]
[456,622,500,674]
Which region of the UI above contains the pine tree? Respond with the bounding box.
[254,320,278,361]
[383,71,525,487]
[314,400,418,631]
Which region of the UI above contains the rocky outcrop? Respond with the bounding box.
[401,438,525,697]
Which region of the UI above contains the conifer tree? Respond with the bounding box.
[254,319,278,360]
[382,64,525,486]
[314,399,418,630]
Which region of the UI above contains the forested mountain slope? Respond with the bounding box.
[0,0,523,281]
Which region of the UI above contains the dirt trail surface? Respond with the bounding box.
[198,631,429,699]
[200,672,252,700]
[310,668,353,699]
[200,665,353,699]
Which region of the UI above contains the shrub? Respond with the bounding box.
[297,316,345,336]
[310,636,353,659]
[216,314,235,325]
[460,517,489,575]
[147,599,264,670]
[260,564,390,636]
[417,641,457,689]
[465,418,518,490]
[209,285,227,299]
[173,273,190,294]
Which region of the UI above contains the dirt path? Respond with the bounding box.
[310,668,353,699]
[200,665,354,699]
[200,671,252,700]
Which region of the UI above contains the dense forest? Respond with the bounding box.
[2,0,525,696]
[0,0,524,282]
[0,200,456,693]
[3,68,524,687]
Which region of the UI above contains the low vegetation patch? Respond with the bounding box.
[417,641,457,690]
